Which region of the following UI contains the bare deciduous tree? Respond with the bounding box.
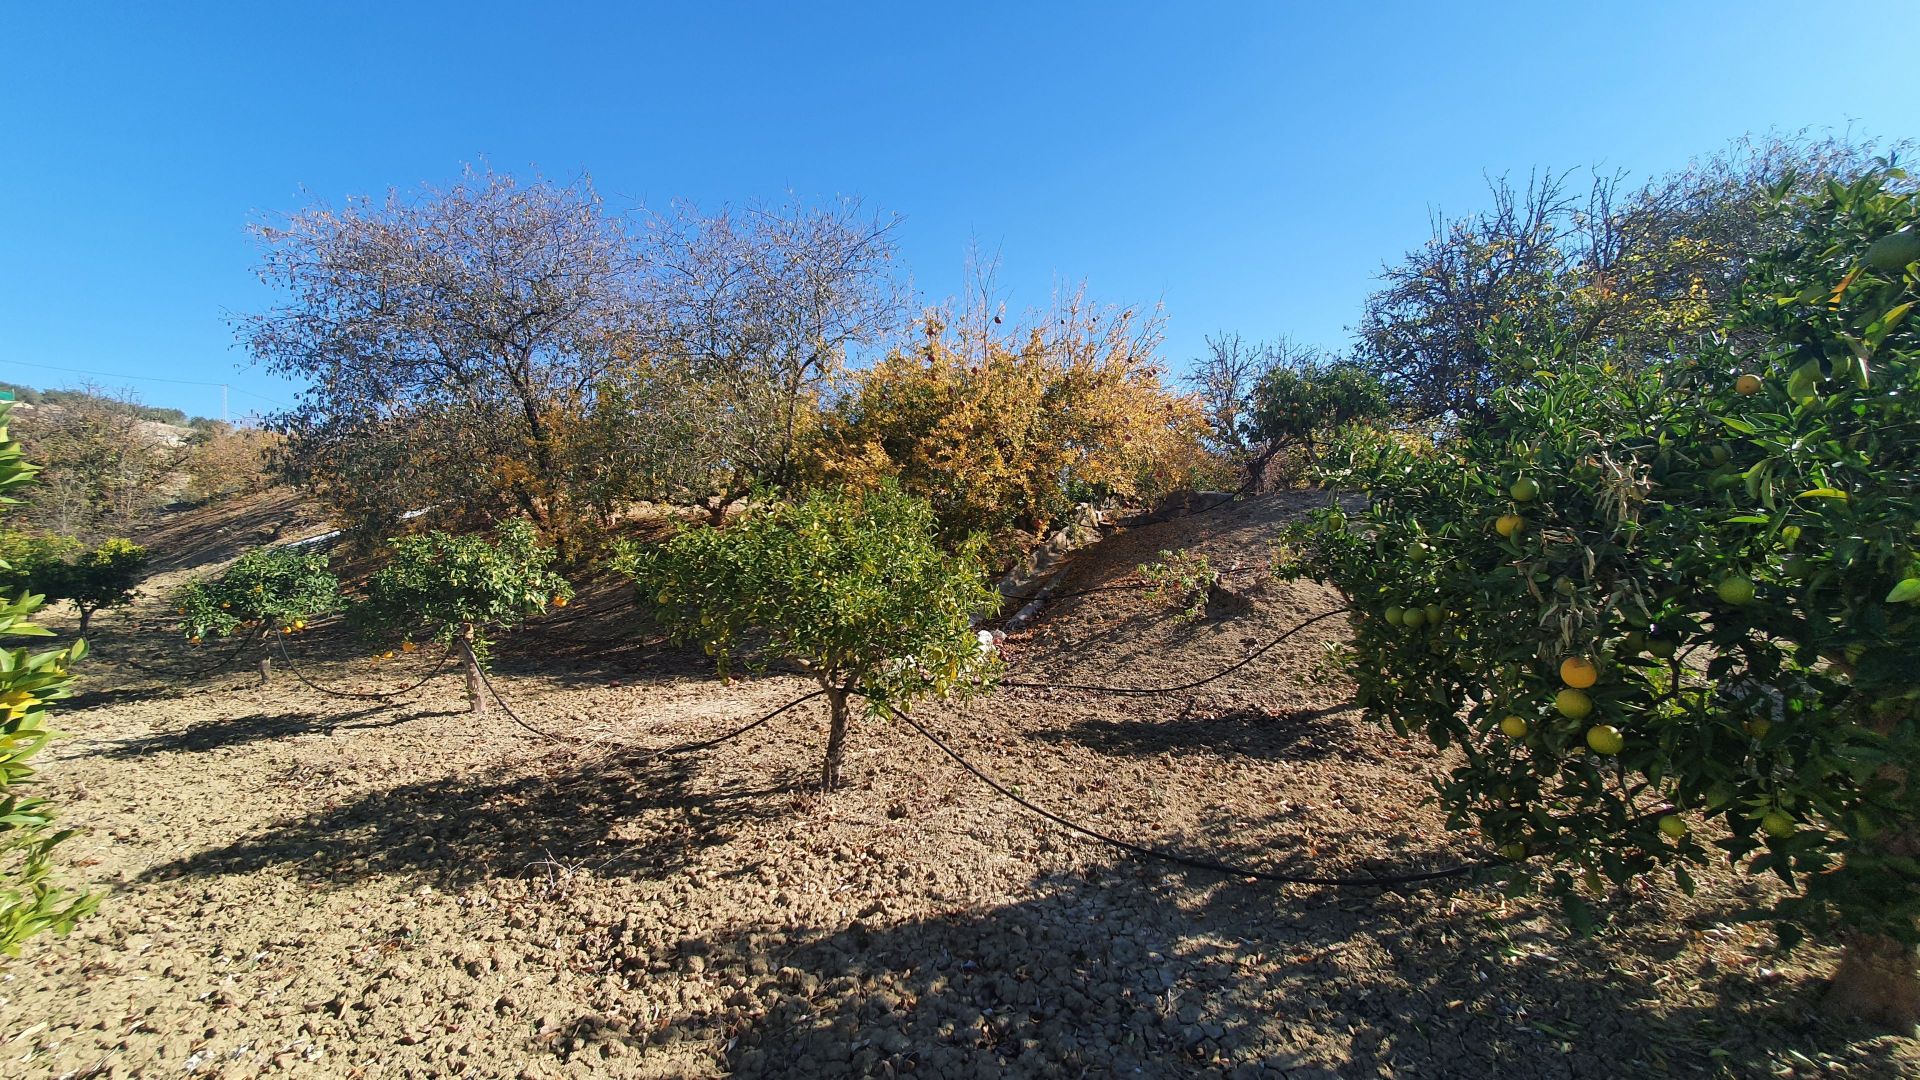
[241,167,641,547]
[632,196,904,519]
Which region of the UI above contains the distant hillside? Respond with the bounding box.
[0,381,216,430]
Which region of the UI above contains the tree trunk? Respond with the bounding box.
[459,624,487,716]
[821,684,850,792]
[258,656,272,685]
[1827,934,1920,1033]
[76,606,93,636]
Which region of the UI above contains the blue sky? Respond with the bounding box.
[2,2,1912,421]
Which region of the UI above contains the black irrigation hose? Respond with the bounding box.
[472,661,828,755]
[119,631,257,681]
[999,607,1352,696]
[883,702,1487,890]
[271,633,457,701]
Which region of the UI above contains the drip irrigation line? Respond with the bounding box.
[882,702,1486,890]
[271,633,456,701]
[999,607,1351,696]
[120,631,256,681]
[473,661,827,757]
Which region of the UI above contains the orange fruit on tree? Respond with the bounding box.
[1558,657,1598,689]
[1555,689,1593,720]
[1494,514,1524,538]
[1735,373,1763,396]
[1585,724,1625,755]
[1499,715,1529,739]
[1761,810,1797,839]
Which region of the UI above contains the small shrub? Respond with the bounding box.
[1139,550,1219,622]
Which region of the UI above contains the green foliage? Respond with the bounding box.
[1139,549,1219,623]
[1248,359,1391,454]
[177,546,341,640]
[616,486,1001,710]
[0,535,148,632]
[0,533,80,598]
[355,519,571,657]
[49,539,147,632]
[1280,172,1920,944]
[0,403,95,954]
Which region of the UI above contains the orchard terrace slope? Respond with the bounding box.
[2,493,1914,1078]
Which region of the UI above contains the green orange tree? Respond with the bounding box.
[177,546,341,643]
[354,519,572,714]
[616,486,1000,790]
[1281,172,1920,1026]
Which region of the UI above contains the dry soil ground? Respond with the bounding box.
[2,493,1916,1078]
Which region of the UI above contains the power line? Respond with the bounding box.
[0,359,294,409]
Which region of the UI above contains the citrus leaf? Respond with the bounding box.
[1797,488,1849,500]
[1888,579,1920,604]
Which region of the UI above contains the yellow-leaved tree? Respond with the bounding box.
[810,297,1223,551]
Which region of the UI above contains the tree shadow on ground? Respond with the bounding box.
[139,747,800,891]
[571,860,1912,1079]
[1028,703,1372,764]
[96,704,465,759]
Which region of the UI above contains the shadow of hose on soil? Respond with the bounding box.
[138,750,798,891]
[98,704,433,758]
[1028,703,1374,765]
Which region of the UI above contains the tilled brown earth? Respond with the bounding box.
[3,495,1916,1078]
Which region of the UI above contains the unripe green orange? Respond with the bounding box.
[1585,724,1624,755]
[1555,689,1593,720]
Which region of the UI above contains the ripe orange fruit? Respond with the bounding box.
[552,596,569,608]
[1555,689,1594,720]
[1585,724,1625,755]
[1735,373,1763,396]
[1500,715,1529,739]
[1494,514,1524,539]
[1558,657,1598,689]
[401,641,418,653]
